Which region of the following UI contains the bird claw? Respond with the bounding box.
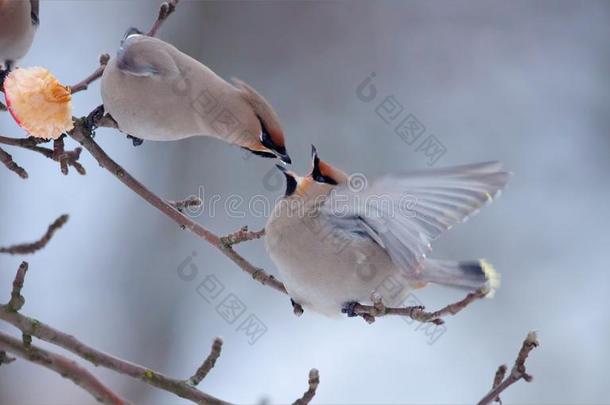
[291,299,304,317]
[0,60,13,90]
[341,301,360,317]
[0,69,9,91]
[127,135,144,147]
[84,104,105,135]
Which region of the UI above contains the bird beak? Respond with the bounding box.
[259,123,291,164]
[277,151,292,165]
[275,164,298,196]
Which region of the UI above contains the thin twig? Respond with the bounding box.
[169,196,203,213]
[220,226,265,248]
[477,332,539,405]
[0,146,28,179]
[68,119,287,295]
[53,136,68,175]
[0,331,127,405]
[69,54,110,95]
[492,365,507,403]
[7,262,28,312]
[292,369,320,405]
[0,135,86,175]
[347,288,487,324]
[0,135,50,147]
[0,351,16,366]
[187,337,223,386]
[69,0,178,94]
[0,305,229,404]
[0,214,69,255]
[148,0,179,37]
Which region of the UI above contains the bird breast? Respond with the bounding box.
[265,201,403,316]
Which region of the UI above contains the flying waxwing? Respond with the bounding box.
[0,0,39,71]
[265,146,510,317]
[101,30,291,163]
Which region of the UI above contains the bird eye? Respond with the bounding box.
[259,122,276,150]
[312,161,338,185]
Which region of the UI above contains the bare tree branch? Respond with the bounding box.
[0,259,320,404]
[53,136,68,174]
[69,54,110,95]
[0,135,50,147]
[220,226,265,248]
[477,332,539,405]
[69,0,179,95]
[0,146,28,179]
[292,369,320,405]
[492,364,507,404]
[0,331,128,404]
[0,351,16,366]
[187,338,223,387]
[0,305,230,404]
[0,1,320,404]
[169,196,203,213]
[0,135,86,175]
[148,0,180,36]
[0,214,69,255]
[68,119,288,296]
[346,288,488,324]
[7,262,28,312]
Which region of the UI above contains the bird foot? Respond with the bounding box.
[291,299,304,317]
[84,104,105,136]
[0,69,8,91]
[341,301,360,317]
[0,61,14,90]
[127,135,144,146]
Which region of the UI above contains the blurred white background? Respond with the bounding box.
[1,0,609,403]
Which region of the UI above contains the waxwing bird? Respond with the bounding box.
[0,0,39,76]
[101,30,290,163]
[265,146,510,317]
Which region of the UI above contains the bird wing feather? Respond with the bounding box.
[320,161,511,276]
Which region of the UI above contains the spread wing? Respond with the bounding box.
[320,161,511,276]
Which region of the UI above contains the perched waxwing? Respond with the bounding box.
[0,0,39,71]
[265,146,510,317]
[101,30,290,163]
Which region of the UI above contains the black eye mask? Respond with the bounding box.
[275,165,298,197]
[311,155,338,185]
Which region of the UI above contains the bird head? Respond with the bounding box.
[275,145,347,199]
[243,116,291,164]
[231,78,291,164]
[309,145,348,186]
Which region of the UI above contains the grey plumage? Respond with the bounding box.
[0,0,39,68]
[322,161,511,277]
[101,33,290,162]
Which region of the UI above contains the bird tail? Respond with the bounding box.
[420,259,500,297]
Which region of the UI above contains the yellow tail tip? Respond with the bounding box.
[480,259,501,298]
